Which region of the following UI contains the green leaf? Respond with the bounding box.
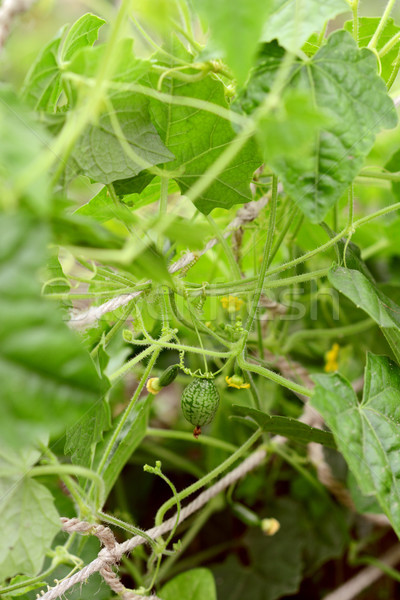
[60,13,105,62]
[160,568,216,600]
[97,393,153,497]
[311,353,400,538]
[347,471,383,516]
[257,90,331,160]
[75,187,136,224]
[328,264,400,363]
[231,405,336,448]
[328,265,400,329]
[65,399,111,468]
[344,17,400,84]
[193,0,273,84]
[240,31,397,222]
[68,92,174,183]
[262,0,349,52]
[0,447,60,581]
[44,253,71,296]
[22,14,105,111]
[148,72,260,214]
[119,176,181,210]
[21,28,66,111]
[0,213,107,448]
[64,40,173,183]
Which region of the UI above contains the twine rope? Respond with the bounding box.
[37,448,267,600]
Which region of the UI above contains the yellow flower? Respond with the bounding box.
[324,343,340,373]
[261,518,280,536]
[146,377,161,395]
[225,375,250,389]
[220,296,244,313]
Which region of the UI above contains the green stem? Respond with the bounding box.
[351,0,359,43]
[368,0,397,50]
[29,465,105,507]
[269,205,299,265]
[264,268,329,289]
[348,183,354,227]
[353,201,400,228]
[169,291,231,347]
[282,318,374,353]
[139,441,205,478]
[317,20,328,46]
[64,74,248,127]
[157,498,218,580]
[242,175,278,348]
[0,561,61,594]
[358,168,400,181]
[146,428,238,453]
[91,298,136,358]
[253,240,264,360]
[158,176,169,250]
[387,47,400,88]
[352,555,400,583]
[96,349,161,478]
[266,227,348,278]
[155,430,263,526]
[206,215,241,280]
[109,334,171,382]
[122,555,144,586]
[237,357,312,397]
[131,16,189,65]
[379,30,400,56]
[97,510,158,550]
[127,337,233,359]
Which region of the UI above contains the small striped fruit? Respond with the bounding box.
[181,378,220,438]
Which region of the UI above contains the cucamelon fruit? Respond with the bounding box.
[181,378,220,437]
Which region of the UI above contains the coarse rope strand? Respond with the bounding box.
[37,448,267,600]
[68,194,270,329]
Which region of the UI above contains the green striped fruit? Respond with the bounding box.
[159,364,179,387]
[181,378,220,437]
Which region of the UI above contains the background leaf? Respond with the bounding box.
[0,88,52,214]
[67,92,174,184]
[239,31,397,222]
[328,264,400,363]
[311,353,400,538]
[262,0,349,52]
[0,447,60,581]
[0,214,107,448]
[65,399,111,468]
[22,13,105,111]
[160,568,216,600]
[212,499,304,600]
[148,66,261,214]
[193,0,273,84]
